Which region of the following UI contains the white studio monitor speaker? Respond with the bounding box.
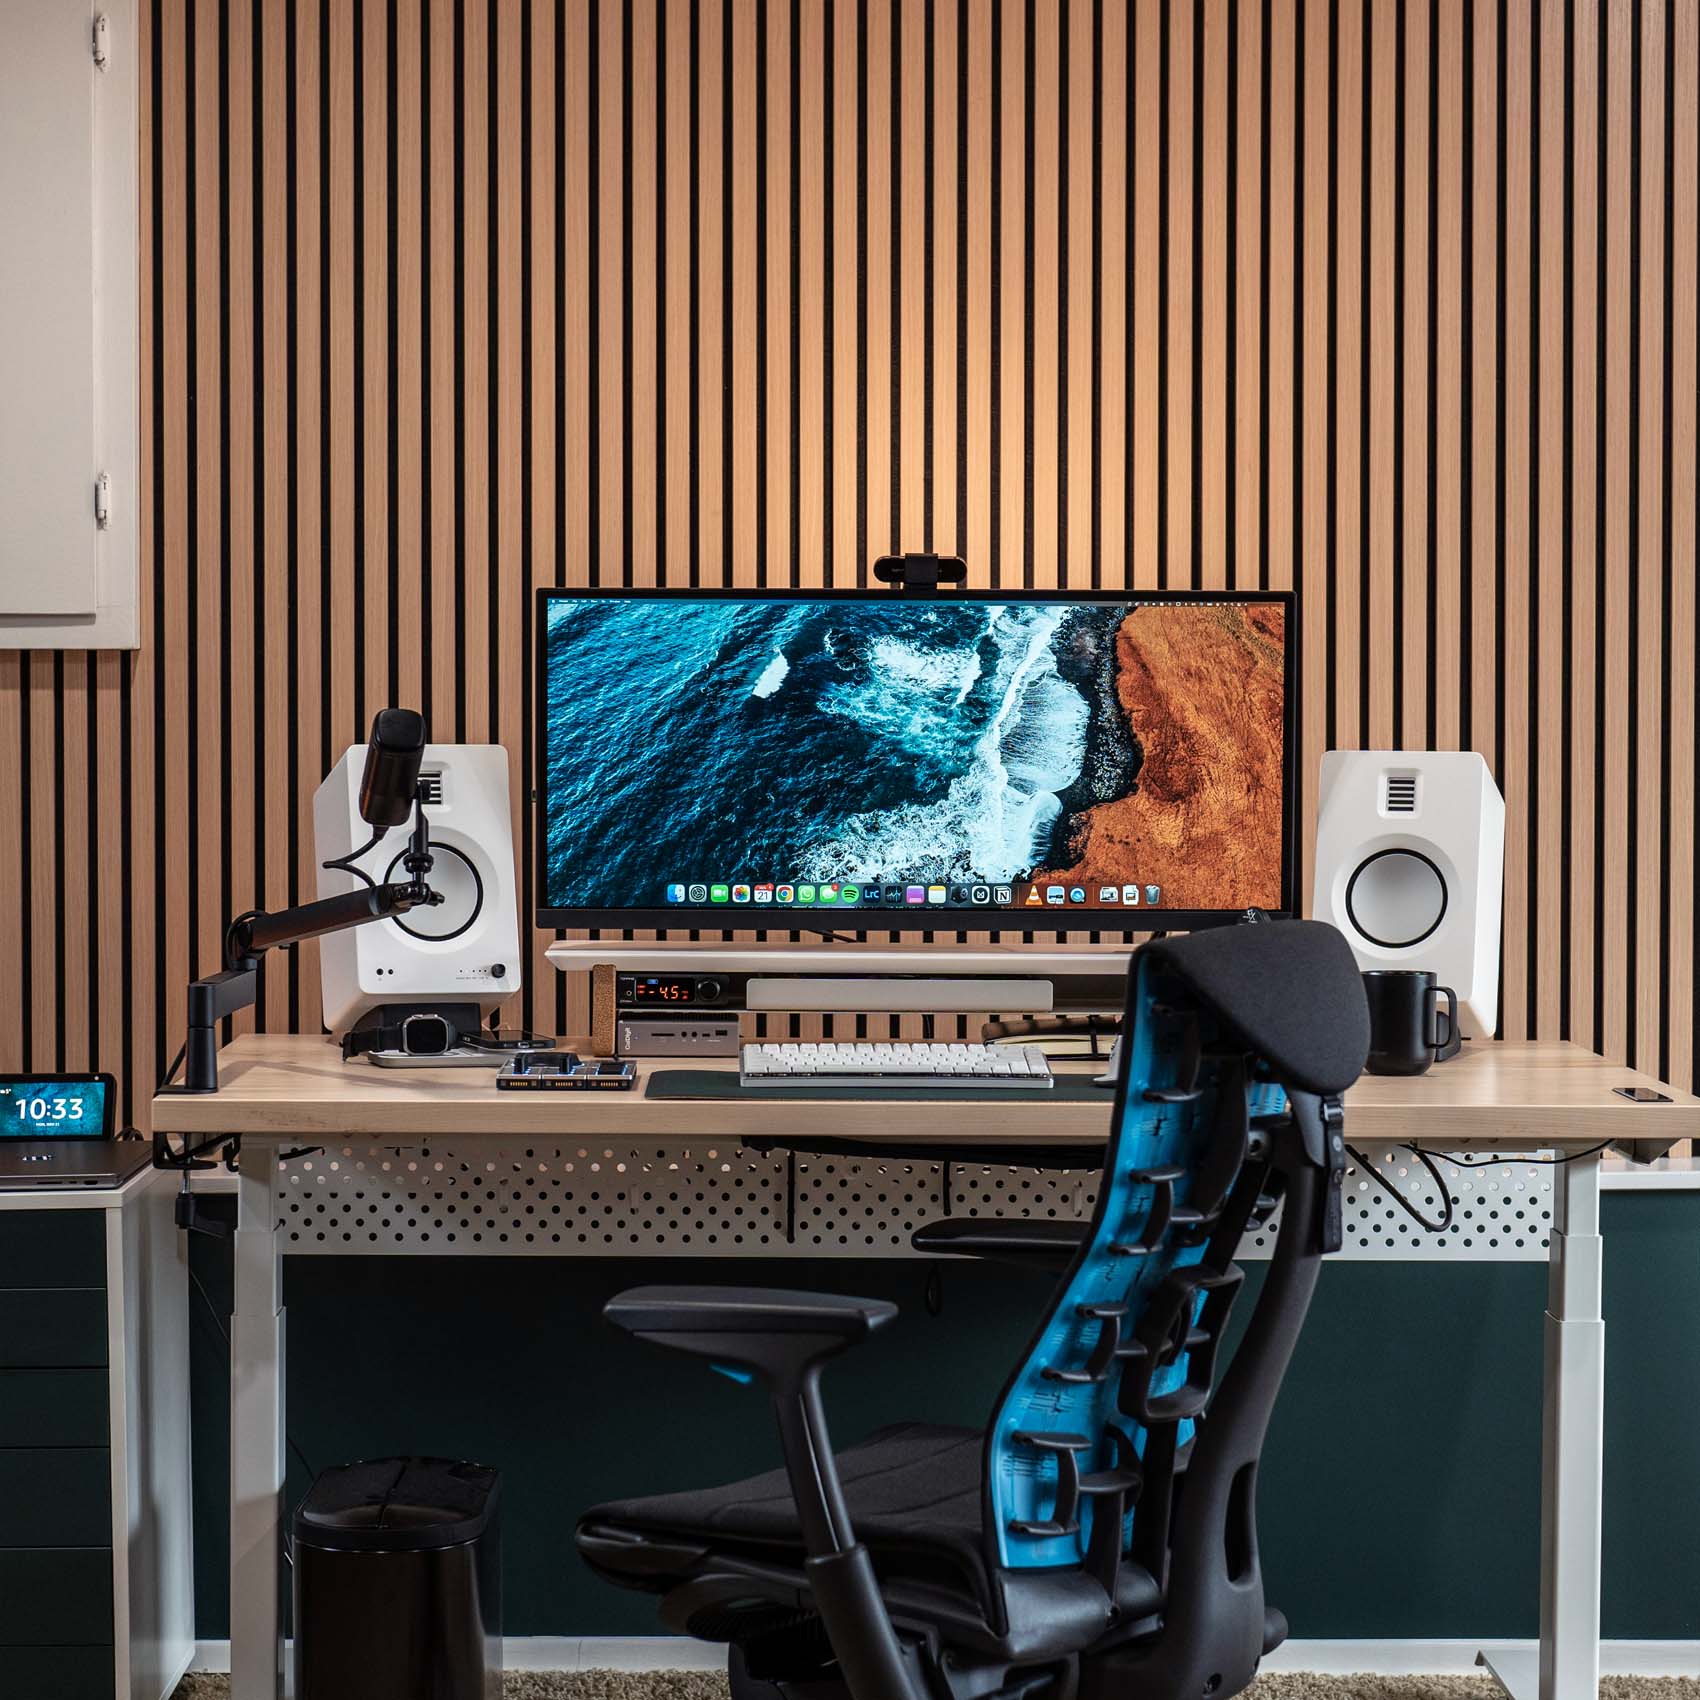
[1311,750,1505,1036]
[313,743,521,1034]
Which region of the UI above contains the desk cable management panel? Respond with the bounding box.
[268,1141,1557,1260]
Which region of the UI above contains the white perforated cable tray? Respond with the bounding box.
[273,1141,1552,1260]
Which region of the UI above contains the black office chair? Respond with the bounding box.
[577,919,1370,1700]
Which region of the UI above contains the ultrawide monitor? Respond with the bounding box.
[535,589,1296,931]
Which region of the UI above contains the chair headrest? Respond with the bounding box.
[1141,920,1370,1095]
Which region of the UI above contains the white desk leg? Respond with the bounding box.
[230,1140,284,1700]
[1479,1148,1605,1700]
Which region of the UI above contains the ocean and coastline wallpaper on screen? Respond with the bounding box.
[542,596,1286,915]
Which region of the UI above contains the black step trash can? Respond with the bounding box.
[293,1457,502,1700]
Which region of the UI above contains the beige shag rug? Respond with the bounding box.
[169,1672,1700,1699]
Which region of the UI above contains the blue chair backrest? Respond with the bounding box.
[982,937,1297,1576]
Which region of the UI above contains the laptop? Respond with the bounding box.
[0,1073,150,1188]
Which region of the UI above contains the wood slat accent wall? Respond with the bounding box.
[0,0,1695,1130]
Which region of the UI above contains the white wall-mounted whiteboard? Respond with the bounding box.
[0,0,139,649]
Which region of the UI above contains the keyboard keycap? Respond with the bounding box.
[739,1041,1053,1090]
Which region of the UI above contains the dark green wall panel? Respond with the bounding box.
[1599,1193,1700,1637]
[187,1192,1700,1642]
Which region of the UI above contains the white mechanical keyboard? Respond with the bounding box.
[739,1040,1054,1089]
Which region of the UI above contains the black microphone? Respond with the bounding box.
[358,708,427,827]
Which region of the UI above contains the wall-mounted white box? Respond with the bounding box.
[0,0,139,649]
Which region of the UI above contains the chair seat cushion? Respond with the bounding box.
[581,1420,1161,1636]
[586,1421,984,1591]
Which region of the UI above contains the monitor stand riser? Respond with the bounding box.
[546,940,1133,1045]
[544,939,1135,976]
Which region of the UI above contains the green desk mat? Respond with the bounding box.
[646,1068,1111,1104]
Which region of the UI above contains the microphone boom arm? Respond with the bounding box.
[168,762,442,1096]
[232,876,434,958]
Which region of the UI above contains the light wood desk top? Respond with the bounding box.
[152,1035,1700,1151]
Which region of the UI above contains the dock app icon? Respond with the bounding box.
[688,883,708,903]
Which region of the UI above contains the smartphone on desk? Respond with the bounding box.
[496,1052,637,1091]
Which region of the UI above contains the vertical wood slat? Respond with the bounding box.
[1297,0,1329,899]
[1633,0,1667,1075]
[491,0,523,1023]
[1568,0,1601,1049]
[60,662,89,1070]
[361,0,391,719]
[1669,0,1698,1092]
[1533,0,1565,1044]
[1401,0,1431,750]
[1130,0,1160,590]
[1600,0,1633,1062]
[27,655,57,1061]
[1500,0,1531,1047]
[1264,0,1295,598]
[5,0,1696,1126]
[260,0,293,1030]
[225,0,256,1038]
[1199,0,1228,591]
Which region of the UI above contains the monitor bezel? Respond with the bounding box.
[533,586,1299,934]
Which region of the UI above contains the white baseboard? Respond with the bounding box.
[189,1636,729,1675]
[190,1635,1700,1680]
[1262,1640,1700,1678]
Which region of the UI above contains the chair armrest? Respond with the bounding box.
[910,1217,1087,1272]
[606,1284,896,1386]
[607,1284,896,1342]
[603,1283,924,1698]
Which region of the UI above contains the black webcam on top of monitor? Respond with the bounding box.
[871,552,968,592]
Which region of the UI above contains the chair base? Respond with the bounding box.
[729,1646,835,1700]
[729,1639,1085,1700]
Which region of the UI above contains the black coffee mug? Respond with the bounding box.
[1361,970,1461,1076]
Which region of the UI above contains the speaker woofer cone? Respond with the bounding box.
[1344,847,1448,950]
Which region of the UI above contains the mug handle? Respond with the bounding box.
[1428,985,1462,1062]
